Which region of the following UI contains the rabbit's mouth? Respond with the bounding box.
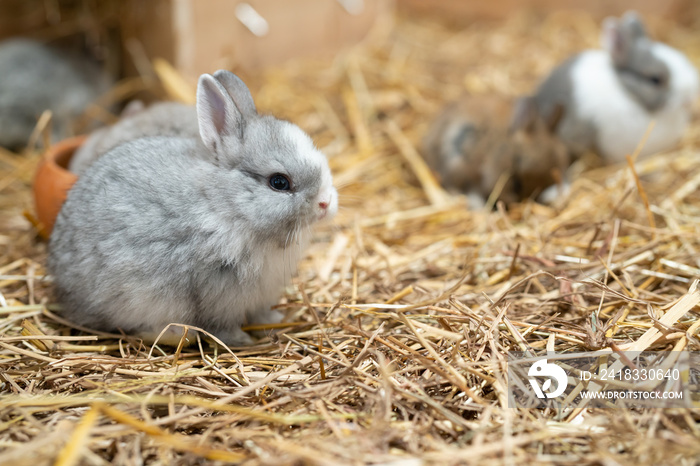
[317,206,333,222]
[318,192,338,222]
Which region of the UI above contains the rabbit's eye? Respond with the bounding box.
[269,174,291,191]
[647,75,664,86]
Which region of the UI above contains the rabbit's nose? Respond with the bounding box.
[318,201,328,210]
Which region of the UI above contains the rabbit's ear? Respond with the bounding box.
[509,96,538,134]
[213,70,257,118]
[620,11,647,40]
[546,103,565,133]
[197,73,244,153]
[120,100,145,118]
[601,13,646,67]
[601,17,624,61]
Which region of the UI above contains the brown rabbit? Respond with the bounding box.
[422,95,570,207]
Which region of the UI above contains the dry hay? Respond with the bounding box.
[2,10,700,466]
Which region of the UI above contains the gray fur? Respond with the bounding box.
[69,102,199,175]
[0,38,111,151]
[48,71,337,346]
[534,56,598,156]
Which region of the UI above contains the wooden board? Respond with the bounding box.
[121,0,392,78]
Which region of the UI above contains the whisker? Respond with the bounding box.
[333,181,355,190]
[284,226,293,284]
[288,220,301,281]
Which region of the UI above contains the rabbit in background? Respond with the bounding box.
[0,38,112,151]
[422,94,571,208]
[48,70,338,346]
[68,101,200,175]
[534,10,699,163]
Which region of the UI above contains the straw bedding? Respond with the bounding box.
[1,10,700,465]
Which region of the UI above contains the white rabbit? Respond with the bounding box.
[48,70,338,346]
[534,11,699,163]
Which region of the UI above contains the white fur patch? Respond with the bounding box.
[538,182,571,205]
[283,123,326,163]
[652,42,700,109]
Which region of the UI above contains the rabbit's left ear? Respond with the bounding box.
[120,100,145,118]
[546,103,565,133]
[601,17,624,63]
[509,96,538,134]
[510,97,563,135]
[601,12,647,67]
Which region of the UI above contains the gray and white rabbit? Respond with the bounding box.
[69,101,199,175]
[48,70,338,346]
[0,38,112,151]
[422,94,570,207]
[534,11,699,163]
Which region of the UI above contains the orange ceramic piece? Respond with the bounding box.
[33,136,85,239]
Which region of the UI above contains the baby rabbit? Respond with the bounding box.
[422,94,570,207]
[48,70,338,346]
[69,101,199,175]
[534,11,699,163]
[0,38,111,151]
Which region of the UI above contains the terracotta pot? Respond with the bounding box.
[33,136,85,239]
